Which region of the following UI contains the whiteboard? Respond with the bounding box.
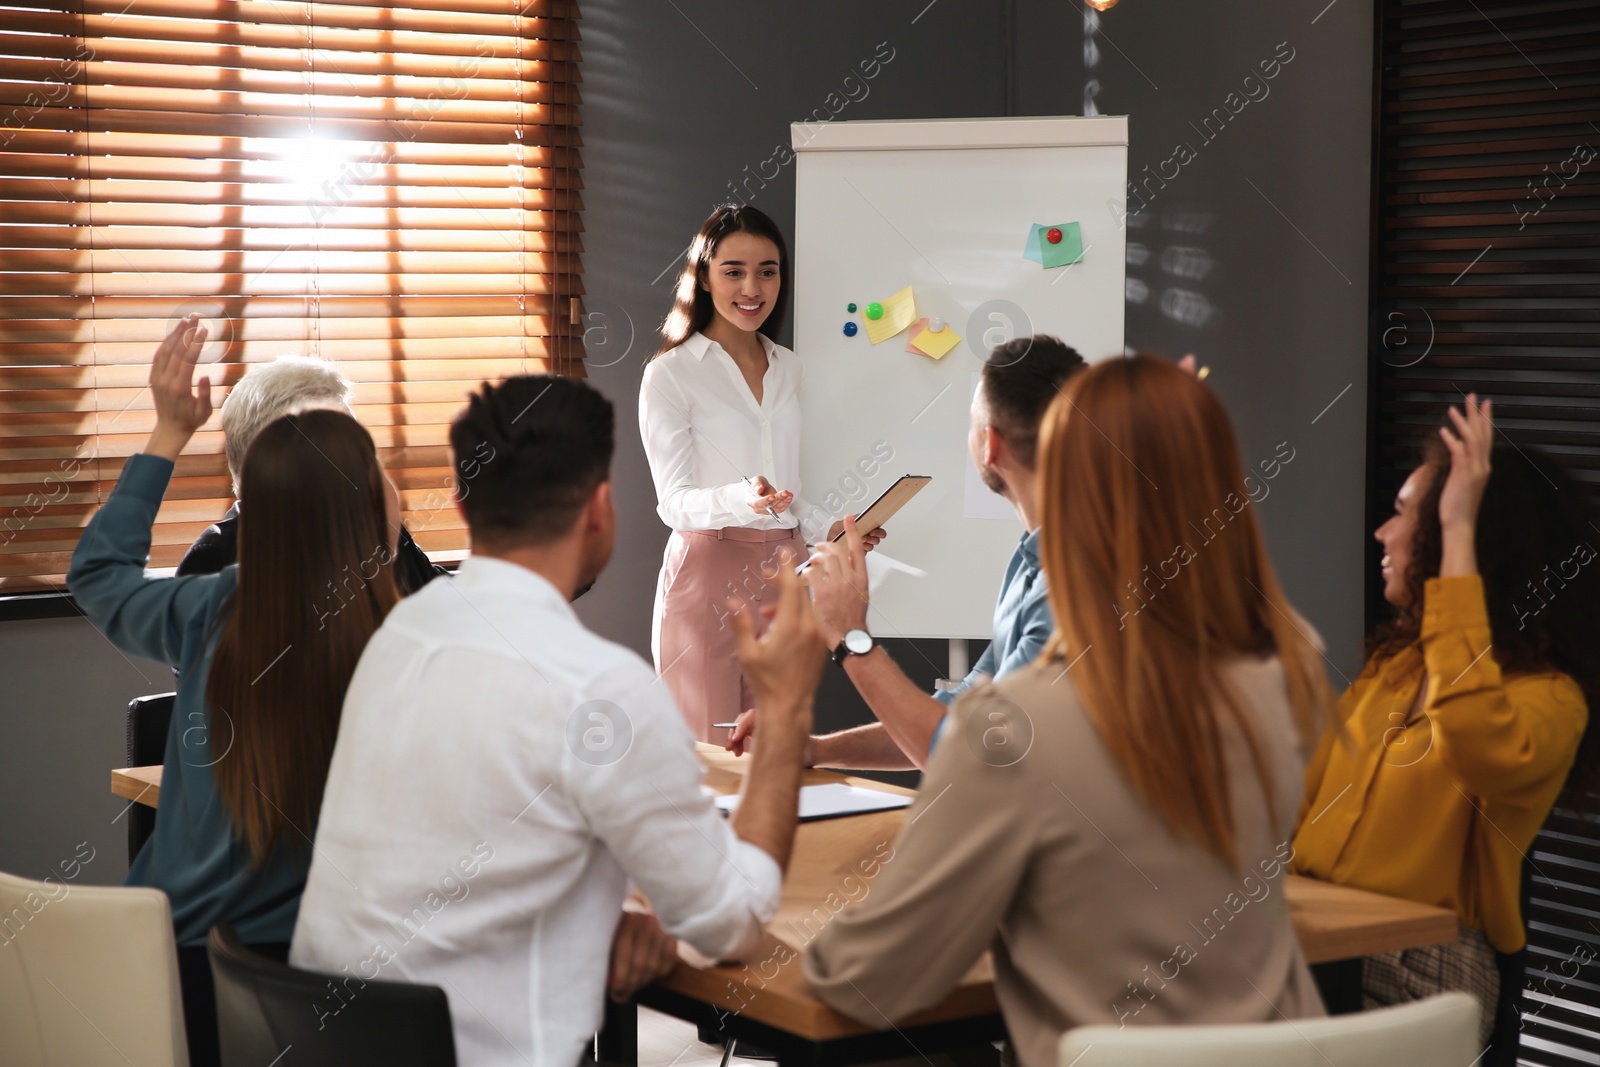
[793,116,1127,639]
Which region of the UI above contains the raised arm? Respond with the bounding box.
[1423,575,1586,803]
[569,556,823,962]
[67,316,223,667]
[1424,394,1586,802]
[807,517,946,768]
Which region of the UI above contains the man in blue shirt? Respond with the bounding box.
[728,335,1085,770]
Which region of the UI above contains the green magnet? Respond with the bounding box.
[866,302,884,320]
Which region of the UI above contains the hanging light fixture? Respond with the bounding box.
[1085,0,1121,10]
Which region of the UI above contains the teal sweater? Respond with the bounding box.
[69,453,308,946]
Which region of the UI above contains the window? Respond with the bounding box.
[0,0,584,596]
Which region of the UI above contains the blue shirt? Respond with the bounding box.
[929,528,1052,750]
[69,454,309,947]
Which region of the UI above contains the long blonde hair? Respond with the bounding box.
[1036,355,1329,868]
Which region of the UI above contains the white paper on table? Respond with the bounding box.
[714,782,913,822]
[964,372,1020,521]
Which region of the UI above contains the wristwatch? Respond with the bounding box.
[832,628,874,665]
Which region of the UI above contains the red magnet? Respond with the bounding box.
[1046,227,1063,244]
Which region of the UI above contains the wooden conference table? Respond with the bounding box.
[113,747,1456,1066]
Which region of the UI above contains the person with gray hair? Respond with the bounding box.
[177,355,446,595]
[219,355,352,497]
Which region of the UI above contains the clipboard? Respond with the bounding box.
[831,474,931,542]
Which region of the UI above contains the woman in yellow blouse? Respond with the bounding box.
[1293,395,1598,1056]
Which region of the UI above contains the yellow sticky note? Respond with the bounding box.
[904,318,929,353]
[864,286,916,344]
[910,320,961,360]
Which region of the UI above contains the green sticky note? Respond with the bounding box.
[1038,222,1084,269]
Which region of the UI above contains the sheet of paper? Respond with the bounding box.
[864,285,916,344]
[864,549,927,593]
[715,782,914,821]
[964,372,1021,521]
[910,321,961,360]
[1039,222,1084,269]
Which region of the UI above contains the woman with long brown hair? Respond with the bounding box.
[800,354,1329,1067]
[67,317,399,1067]
[1292,397,1596,1059]
[640,203,878,740]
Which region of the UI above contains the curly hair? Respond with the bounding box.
[1368,433,1600,785]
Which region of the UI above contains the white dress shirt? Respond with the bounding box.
[289,556,782,1067]
[639,331,831,545]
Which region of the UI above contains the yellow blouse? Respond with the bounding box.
[1291,574,1587,953]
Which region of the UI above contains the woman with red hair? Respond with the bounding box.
[797,354,1330,1067]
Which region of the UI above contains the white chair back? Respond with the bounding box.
[0,869,189,1066]
[1059,992,1479,1067]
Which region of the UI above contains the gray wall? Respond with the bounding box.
[1013,0,1374,679]
[0,616,166,886]
[0,0,1373,883]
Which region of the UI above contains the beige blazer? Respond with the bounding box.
[803,654,1325,1067]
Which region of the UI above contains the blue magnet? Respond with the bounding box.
[843,321,859,337]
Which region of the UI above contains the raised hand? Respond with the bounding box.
[806,515,872,650]
[145,314,213,461]
[1436,393,1493,578]
[729,548,826,718]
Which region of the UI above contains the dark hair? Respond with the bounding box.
[208,409,399,866]
[981,335,1089,468]
[449,375,615,547]
[1370,434,1600,781]
[657,204,790,356]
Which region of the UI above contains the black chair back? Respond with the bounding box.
[208,926,457,1067]
[125,692,175,867]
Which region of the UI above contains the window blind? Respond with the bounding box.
[0,0,584,595]
[1370,3,1600,1062]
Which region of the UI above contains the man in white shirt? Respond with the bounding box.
[291,376,824,1067]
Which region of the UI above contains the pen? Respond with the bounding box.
[712,722,740,730]
[745,475,778,520]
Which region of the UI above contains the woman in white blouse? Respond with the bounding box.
[640,204,880,741]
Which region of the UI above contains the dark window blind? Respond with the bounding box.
[1370,3,1600,1063]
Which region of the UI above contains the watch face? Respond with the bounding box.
[844,629,873,654]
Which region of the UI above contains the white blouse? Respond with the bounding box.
[639,331,830,544]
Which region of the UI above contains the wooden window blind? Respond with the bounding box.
[0,0,584,596]
[1370,2,1600,1063]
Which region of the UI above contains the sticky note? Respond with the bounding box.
[864,285,915,344]
[905,317,961,360]
[1021,223,1046,264]
[904,318,928,353]
[1038,222,1084,268]
[912,326,961,360]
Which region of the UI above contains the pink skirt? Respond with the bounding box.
[652,526,806,743]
